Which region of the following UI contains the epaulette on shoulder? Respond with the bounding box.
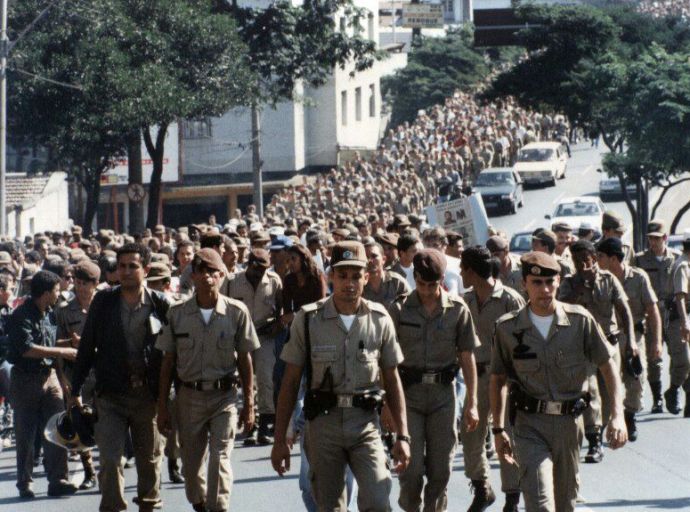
[394,291,411,303]
[496,309,519,325]
[365,299,389,315]
[560,302,589,317]
[302,298,327,314]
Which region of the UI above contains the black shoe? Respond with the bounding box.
[468,479,496,512]
[257,415,274,446]
[243,425,258,446]
[168,458,185,484]
[685,399,690,418]
[79,474,97,490]
[192,502,206,512]
[624,410,638,442]
[124,457,135,468]
[584,431,604,463]
[503,492,520,512]
[19,488,35,500]
[47,480,78,497]
[664,386,681,415]
[650,381,664,414]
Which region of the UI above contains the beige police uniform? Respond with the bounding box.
[224,269,282,416]
[499,254,524,295]
[492,302,615,512]
[281,296,403,511]
[634,247,678,384]
[363,270,410,306]
[388,289,479,512]
[559,268,626,430]
[156,295,260,511]
[669,256,690,392]
[463,282,524,496]
[619,265,657,412]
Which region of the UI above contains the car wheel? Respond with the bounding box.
[549,177,557,187]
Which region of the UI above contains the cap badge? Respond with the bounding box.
[343,251,353,259]
[531,266,541,275]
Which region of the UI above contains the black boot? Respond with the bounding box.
[624,410,637,442]
[684,394,690,418]
[258,414,274,446]
[468,479,496,512]
[503,492,520,512]
[650,381,664,414]
[664,385,681,414]
[192,503,205,512]
[584,429,603,463]
[168,458,185,484]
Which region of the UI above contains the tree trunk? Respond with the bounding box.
[251,105,263,218]
[128,131,145,234]
[82,168,103,236]
[670,199,690,235]
[144,124,168,229]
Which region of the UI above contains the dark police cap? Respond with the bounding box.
[331,241,367,268]
[72,260,101,282]
[193,248,226,273]
[520,251,560,277]
[146,262,171,281]
[248,248,271,268]
[602,210,625,232]
[532,229,556,245]
[570,239,596,254]
[377,232,399,248]
[596,237,624,259]
[413,249,447,281]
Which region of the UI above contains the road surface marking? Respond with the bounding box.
[552,192,565,204]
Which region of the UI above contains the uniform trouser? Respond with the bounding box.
[583,349,621,433]
[398,382,456,512]
[647,307,667,384]
[9,368,69,491]
[94,390,161,512]
[667,318,690,392]
[177,386,237,512]
[164,389,181,461]
[254,335,276,415]
[620,331,647,413]
[462,370,519,494]
[305,407,392,512]
[513,411,583,512]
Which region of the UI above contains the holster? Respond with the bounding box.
[303,389,337,421]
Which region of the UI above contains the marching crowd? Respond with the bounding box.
[637,0,690,20]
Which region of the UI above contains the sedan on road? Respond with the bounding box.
[599,175,637,201]
[509,230,533,255]
[545,196,606,231]
[475,167,524,215]
[514,141,568,187]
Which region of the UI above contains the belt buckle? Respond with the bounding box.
[337,394,354,408]
[422,373,438,384]
[543,401,562,415]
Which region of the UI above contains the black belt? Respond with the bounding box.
[399,365,458,387]
[182,374,238,392]
[513,390,589,417]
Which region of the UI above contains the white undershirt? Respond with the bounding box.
[529,310,554,339]
[340,314,356,331]
[656,255,664,262]
[200,308,213,325]
[401,264,416,290]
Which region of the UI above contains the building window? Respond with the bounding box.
[355,87,362,122]
[368,13,375,41]
[341,91,348,126]
[369,84,376,117]
[182,118,213,139]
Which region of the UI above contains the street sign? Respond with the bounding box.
[402,3,444,28]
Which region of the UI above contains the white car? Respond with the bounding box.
[514,141,568,187]
[545,196,606,231]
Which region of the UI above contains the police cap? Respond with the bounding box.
[193,248,226,273]
[646,219,666,237]
[602,211,625,232]
[247,248,271,268]
[413,249,447,281]
[520,251,560,277]
[331,241,367,269]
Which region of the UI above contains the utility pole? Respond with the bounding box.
[0,0,7,236]
[251,103,263,218]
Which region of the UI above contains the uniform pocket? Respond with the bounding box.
[513,358,540,373]
[355,349,379,389]
[312,351,338,386]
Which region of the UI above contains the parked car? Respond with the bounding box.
[475,167,524,215]
[509,230,533,255]
[545,196,606,231]
[599,174,637,201]
[668,234,683,252]
[514,141,568,187]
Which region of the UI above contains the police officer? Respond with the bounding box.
[487,236,523,295]
[157,249,260,512]
[363,242,410,305]
[531,229,573,278]
[387,248,479,512]
[558,239,635,463]
[460,247,525,512]
[596,237,661,440]
[666,230,690,415]
[55,260,101,490]
[601,211,633,264]
[272,241,411,511]
[7,270,78,499]
[490,252,627,512]
[70,243,171,512]
[633,219,678,413]
[223,248,283,445]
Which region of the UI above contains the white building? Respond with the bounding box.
[4,172,70,238]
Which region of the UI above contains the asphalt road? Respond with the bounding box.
[2,142,690,511]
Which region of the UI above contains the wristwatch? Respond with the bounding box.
[397,434,411,444]
[491,427,505,435]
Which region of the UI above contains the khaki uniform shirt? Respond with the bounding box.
[634,248,679,302]
[363,271,410,306]
[672,256,690,314]
[620,265,657,324]
[491,302,615,401]
[558,268,628,336]
[388,290,479,370]
[156,295,260,382]
[464,282,525,363]
[121,289,153,376]
[223,270,283,333]
[55,296,88,341]
[281,297,403,394]
[499,254,524,295]
[556,255,574,278]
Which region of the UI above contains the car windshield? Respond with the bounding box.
[476,172,514,186]
[554,202,599,217]
[518,148,554,162]
[510,233,532,252]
